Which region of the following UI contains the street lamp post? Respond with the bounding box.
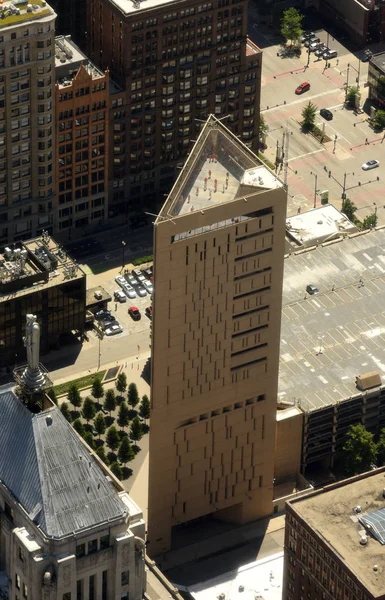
[333,134,337,154]
[310,171,319,209]
[121,241,126,272]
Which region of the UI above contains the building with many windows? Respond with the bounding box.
[88,0,262,213]
[0,233,86,368]
[147,115,287,557]
[283,467,385,600]
[368,51,385,108]
[0,0,56,245]
[55,36,109,237]
[0,388,147,600]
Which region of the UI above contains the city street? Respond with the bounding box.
[249,19,385,224]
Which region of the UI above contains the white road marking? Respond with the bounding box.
[264,88,340,113]
[323,121,354,144]
[363,252,372,261]
[288,148,325,162]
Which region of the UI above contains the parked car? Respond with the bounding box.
[309,41,322,52]
[95,309,112,320]
[315,45,328,57]
[320,108,333,121]
[362,50,373,63]
[125,273,137,286]
[145,306,153,319]
[136,285,147,298]
[295,82,310,95]
[102,318,117,330]
[323,49,337,60]
[132,269,145,283]
[304,36,320,47]
[122,284,137,299]
[141,267,153,279]
[301,32,316,43]
[128,306,141,321]
[115,275,127,288]
[114,289,127,303]
[306,284,319,295]
[362,159,379,171]
[142,279,153,293]
[105,324,123,336]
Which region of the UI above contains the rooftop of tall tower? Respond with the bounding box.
[157,115,283,223]
[0,0,54,29]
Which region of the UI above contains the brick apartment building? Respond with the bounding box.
[147,115,287,557]
[283,468,385,600]
[87,0,262,213]
[55,36,109,237]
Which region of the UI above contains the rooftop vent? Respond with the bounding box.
[356,371,382,391]
[46,415,53,426]
[360,535,368,546]
[354,506,362,514]
[374,565,378,572]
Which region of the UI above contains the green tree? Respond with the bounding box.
[104,388,116,416]
[73,418,85,437]
[48,388,58,405]
[259,114,269,140]
[110,461,123,480]
[117,401,130,430]
[128,383,139,409]
[92,377,104,401]
[130,416,143,444]
[346,85,359,108]
[96,445,110,465]
[118,436,135,465]
[83,431,95,449]
[139,395,150,423]
[280,7,303,46]
[60,401,72,423]
[82,397,96,423]
[67,383,82,410]
[94,412,106,438]
[116,372,127,396]
[301,101,317,131]
[362,212,378,230]
[343,424,377,475]
[377,428,385,465]
[373,109,385,129]
[341,198,358,222]
[106,426,120,451]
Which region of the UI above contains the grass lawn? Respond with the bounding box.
[54,370,107,396]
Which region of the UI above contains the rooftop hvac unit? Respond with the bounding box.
[356,371,382,391]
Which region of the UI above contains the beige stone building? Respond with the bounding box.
[0,389,146,600]
[0,0,57,244]
[147,115,287,557]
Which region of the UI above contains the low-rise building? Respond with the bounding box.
[0,388,146,600]
[0,233,86,367]
[368,52,385,108]
[283,468,385,600]
[55,36,109,238]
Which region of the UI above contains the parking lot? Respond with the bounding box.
[248,18,385,224]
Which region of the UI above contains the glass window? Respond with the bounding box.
[76,543,85,558]
[100,535,109,550]
[121,571,129,586]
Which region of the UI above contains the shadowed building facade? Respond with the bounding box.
[147,115,287,557]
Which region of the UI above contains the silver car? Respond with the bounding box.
[362,159,379,171]
[136,285,147,298]
[115,275,127,288]
[123,284,137,299]
[105,324,123,336]
[142,279,153,293]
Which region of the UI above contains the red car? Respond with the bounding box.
[295,81,310,95]
[128,306,141,321]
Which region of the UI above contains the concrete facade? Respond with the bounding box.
[0,1,57,244]
[147,116,287,557]
[274,408,303,484]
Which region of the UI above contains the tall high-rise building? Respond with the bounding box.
[0,0,56,244]
[147,115,287,557]
[88,0,262,212]
[55,36,109,237]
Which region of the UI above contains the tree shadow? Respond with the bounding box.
[122,467,133,480]
[118,430,129,441]
[142,424,150,434]
[132,444,141,455]
[70,410,80,420]
[105,415,115,427]
[107,451,117,463]
[95,438,104,448]
[128,409,137,420]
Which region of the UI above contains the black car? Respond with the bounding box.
[320,108,333,121]
[95,309,112,320]
[102,318,117,330]
[306,284,319,295]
